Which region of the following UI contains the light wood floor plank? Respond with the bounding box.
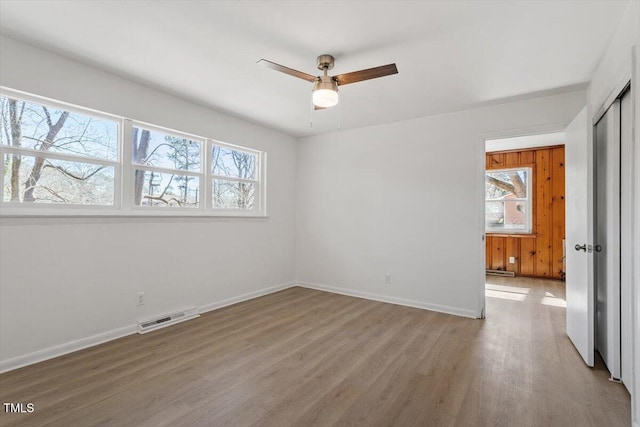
[0,277,631,426]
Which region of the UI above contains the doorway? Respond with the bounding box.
[484,133,566,280]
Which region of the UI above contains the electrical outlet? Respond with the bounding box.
[385,273,391,285]
[137,292,145,306]
[509,257,516,264]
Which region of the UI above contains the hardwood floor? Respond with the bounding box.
[0,278,631,426]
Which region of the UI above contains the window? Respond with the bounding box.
[211,145,258,210]
[485,167,532,233]
[0,89,265,216]
[1,94,119,207]
[131,125,203,209]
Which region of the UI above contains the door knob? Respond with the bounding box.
[575,244,587,252]
[594,245,602,252]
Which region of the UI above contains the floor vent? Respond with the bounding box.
[137,307,199,334]
[486,269,516,277]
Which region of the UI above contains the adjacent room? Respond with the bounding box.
[0,1,639,426]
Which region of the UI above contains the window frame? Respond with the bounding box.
[208,140,263,215]
[0,87,267,218]
[0,88,123,213]
[485,166,533,234]
[127,121,206,213]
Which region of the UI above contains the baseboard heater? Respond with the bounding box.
[137,307,199,334]
[486,269,515,277]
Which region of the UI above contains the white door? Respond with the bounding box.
[594,100,621,379]
[565,107,594,367]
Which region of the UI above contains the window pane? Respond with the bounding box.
[3,154,114,205]
[486,169,528,199]
[211,145,256,180]
[134,169,199,208]
[485,200,527,231]
[212,179,255,209]
[132,127,201,172]
[0,96,118,161]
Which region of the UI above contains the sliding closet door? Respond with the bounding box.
[620,88,632,391]
[594,100,621,380]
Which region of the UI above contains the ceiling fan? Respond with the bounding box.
[258,55,398,109]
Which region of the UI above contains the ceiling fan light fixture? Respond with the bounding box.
[258,55,397,110]
[312,76,339,108]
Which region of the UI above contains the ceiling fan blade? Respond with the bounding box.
[257,59,317,83]
[314,104,326,111]
[334,63,398,86]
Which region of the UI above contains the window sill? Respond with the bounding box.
[0,210,268,219]
[486,233,537,238]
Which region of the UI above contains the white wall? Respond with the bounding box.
[296,90,586,317]
[0,36,297,371]
[587,1,640,425]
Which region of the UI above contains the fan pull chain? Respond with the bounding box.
[337,96,341,131]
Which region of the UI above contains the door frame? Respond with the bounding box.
[479,123,569,318]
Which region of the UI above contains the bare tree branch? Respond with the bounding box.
[23,107,70,201]
[507,171,526,197]
[158,174,174,199]
[486,175,515,195]
[142,195,183,206]
[43,106,53,128]
[38,186,69,202]
[42,163,106,181]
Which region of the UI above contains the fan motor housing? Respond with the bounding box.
[316,54,335,71]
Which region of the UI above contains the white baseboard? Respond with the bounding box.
[297,281,479,319]
[199,281,296,314]
[0,280,297,374]
[0,324,137,374]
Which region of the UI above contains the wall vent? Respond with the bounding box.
[137,307,199,334]
[486,269,516,277]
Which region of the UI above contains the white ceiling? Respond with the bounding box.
[0,1,629,137]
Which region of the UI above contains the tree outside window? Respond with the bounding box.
[485,167,532,233]
[1,96,118,205]
[1,89,265,216]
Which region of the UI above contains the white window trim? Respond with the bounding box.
[0,88,123,213]
[485,166,533,234]
[0,87,267,218]
[129,120,206,213]
[209,139,263,214]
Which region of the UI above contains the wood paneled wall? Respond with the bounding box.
[485,146,565,279]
